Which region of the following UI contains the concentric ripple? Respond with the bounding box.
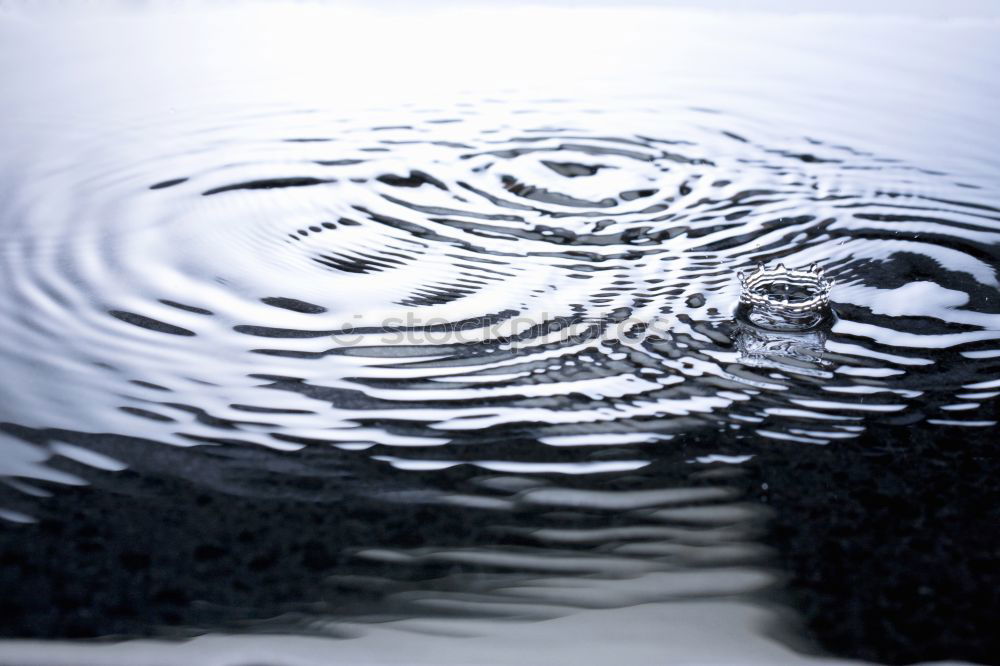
[2,101,1000,479]
[1,99,1000,645]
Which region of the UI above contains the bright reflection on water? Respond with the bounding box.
[0,2,998,665]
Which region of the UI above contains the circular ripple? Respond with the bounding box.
[1,100,999,476]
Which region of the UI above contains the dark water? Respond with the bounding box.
[1,4,998,665]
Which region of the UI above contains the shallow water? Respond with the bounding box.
[1,3,998,665]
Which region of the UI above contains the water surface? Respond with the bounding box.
[1,4,998,665]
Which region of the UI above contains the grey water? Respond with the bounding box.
[1,3,998,665]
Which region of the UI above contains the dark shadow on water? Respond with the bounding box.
[0,419,997,664]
